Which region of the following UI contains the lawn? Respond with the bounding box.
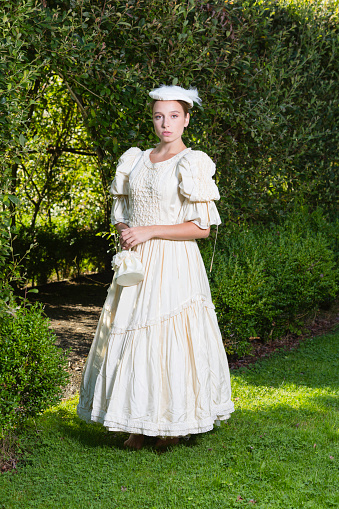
[1,331,338,509]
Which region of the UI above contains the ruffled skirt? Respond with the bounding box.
[77,239,234,437]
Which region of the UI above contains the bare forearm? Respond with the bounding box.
[119,222,210,249]
[150,222,210,241]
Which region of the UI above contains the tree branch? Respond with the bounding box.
[59,73,106,163]
[27,148,97,156]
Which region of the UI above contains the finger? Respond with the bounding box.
[121,240,130,249]
[127,235,139,245]
[121,240,130,250]
[124,237,135,247]
[120,231,130,240]
[121,231,134,242]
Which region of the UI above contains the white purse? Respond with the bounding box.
[111,249,145,287]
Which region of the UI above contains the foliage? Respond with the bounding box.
[15,76,104,232]
[0,331,338,507]
[2,0,339,239]
[0,186,25,315]
[15,222,109,285]
[0,197,14,314]
[0,303,69,435]
[201,209,338,356]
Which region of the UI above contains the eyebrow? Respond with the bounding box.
[153,110,181,114]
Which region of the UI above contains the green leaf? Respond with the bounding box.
[7,195,20,205]
[19,134,26,146]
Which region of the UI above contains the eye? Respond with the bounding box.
[171,114,178,118]
[154,115,162,120]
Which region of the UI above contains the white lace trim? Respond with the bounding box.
[103,293,215,334]
[144,147,191,168]
[77,403,235,437]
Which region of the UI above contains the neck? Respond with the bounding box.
[154,139,186,155]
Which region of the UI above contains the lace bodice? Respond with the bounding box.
[128,151,177,227]
[110,147,221,229]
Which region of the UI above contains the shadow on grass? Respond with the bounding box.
[231,331,339,391]
[40,399,335,459]
[36,331,338,455]
[42,404,199,452]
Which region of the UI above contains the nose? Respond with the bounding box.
[162,116,169,127]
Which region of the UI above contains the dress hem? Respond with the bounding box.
[77,403,235,437]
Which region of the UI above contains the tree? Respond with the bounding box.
[1,0,338,284]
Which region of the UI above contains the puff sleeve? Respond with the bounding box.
[177,150,221,229]
[109,147,142,225]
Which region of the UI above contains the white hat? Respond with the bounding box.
[149,85,202,107]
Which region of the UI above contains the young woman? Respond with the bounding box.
[77,85,234,449]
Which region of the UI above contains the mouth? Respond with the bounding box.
[162,131,172,136]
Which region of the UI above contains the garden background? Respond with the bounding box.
[0,0,338,488]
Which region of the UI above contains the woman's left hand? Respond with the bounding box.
[120,226,154,249]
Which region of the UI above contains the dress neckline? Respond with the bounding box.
[146,147,191,167]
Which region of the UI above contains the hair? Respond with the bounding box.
[150,99,190,116]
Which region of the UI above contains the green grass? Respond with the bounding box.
[1,331,338,509]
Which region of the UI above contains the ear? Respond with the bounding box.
[184,112,190,128]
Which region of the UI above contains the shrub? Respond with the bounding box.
[0,303,69,435]
[0,189,27,317]
[15,223,110,286]
[201,209,338,357]
[0,204,13,314]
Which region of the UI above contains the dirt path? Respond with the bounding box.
[29,272,113,399]
[29,272,339,400]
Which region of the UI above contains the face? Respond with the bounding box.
[152,100,190,144]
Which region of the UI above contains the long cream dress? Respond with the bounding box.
[77,147,234,437]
